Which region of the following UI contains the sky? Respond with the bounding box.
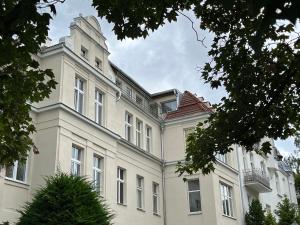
[48,0,297,157]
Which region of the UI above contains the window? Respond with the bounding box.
[81,46,88,59]
[217,153,228,164]
[161,99,177,113]
[5,160,27,182]
[153,182,160,214]
[125,112,133,142]
[116,79,122,88]
[220,183,234,217]
[136,119,143,148]
[136,95,143,106]
[95,90,103,125]
[117,167,126,204]
[125,86,132,99]
[275,173,280,194]
[260,161,267,177]
[265,204,271,213]
[242,149,248,169]
[95,58,102,69]
[250,153,254,170]
[74,77,84,114]
[145,126,152,152]
[71,145,82,176]
[93,155,103,194]
[187,179,201,213]
[136,176,144,209]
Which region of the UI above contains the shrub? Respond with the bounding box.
[245,199,265,225]
[275,197,297,225]
[264,211,277,225]
[17,172,113,225]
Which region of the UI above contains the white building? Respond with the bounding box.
[0,15,296,225]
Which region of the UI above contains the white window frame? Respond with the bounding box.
[71,145,82,176]
[117,167,126,205]
[220,183,234,217]
[93,155,103,195]
[95,89,103,125]
[125,112,133,142]
[145,126,152,152]
[136,175,144,210]
[74,77,84,114]
[187,179,202,213]
[153,182,160,214]
[5,160,28,183]
[136,119,143,148]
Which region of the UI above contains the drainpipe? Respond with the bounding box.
[236,145,246,225]
[160,123,167,225]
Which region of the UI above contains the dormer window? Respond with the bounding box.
[81,46,88,59]
[95,58,102,69]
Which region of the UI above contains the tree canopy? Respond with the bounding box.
[94,0,300,174]
[2,0,300,175]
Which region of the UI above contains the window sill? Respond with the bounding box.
[4,178,29,188]
[117,202,127,207]
[222,215,236,220]
[153,212,161,217]
[137,208,146,212]
[188,211,202,216]
[277,193,283,198]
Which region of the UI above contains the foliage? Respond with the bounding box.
[245,199,265,225]
[275,197,297,225]
[93,0,300,174]
[0,1,60,165]
[17,173,113,225]
[264,212,277,225]
[2,0,300,174]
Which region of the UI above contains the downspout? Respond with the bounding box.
[160,123,167,225]
[236,145,246,225]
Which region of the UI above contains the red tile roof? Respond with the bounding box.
[165,91,213,120]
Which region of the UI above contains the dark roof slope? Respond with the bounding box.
[165,91,213,120]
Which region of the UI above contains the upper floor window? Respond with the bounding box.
[145,126,152,152]
[250,153,254,170]
[5,160,27,182]
[275,173,281,194]
[95,90,103,125]
[217,153,228,164]
[187,179,201,213]
[74,77,84,114]
[116,79,122,88]
[117,167,126,204]
[71,145,82,176]
[136,175,144,210]
[184,128,194,150]
[125,112,133,142]
[260,161,267,177]
[153,182,160,214]
[161,99,177,113]
[136,119,143,148]
[95,57,102,69]
[93,155,103,194]
[136,94,143,106]
[81,46,88,59]
[125,86,132,99]
[220,183,234,217]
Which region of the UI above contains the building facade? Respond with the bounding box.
[0,15,296,225]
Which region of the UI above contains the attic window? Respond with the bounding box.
[161,99,177,113]
[81,46,88,59]
[95,58,102,69]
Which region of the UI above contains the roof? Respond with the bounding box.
[165,91,213,120]
[151,89,178,98]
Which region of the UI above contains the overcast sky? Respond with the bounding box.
[48,0,296,156]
